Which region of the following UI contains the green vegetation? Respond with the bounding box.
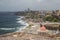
[15,9,60,22]
[26,12,40,19]
[44,15,60,22]
[27,24,33,29]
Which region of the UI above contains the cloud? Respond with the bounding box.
[0,0,60,11]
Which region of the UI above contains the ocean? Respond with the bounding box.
[0,12,28,35]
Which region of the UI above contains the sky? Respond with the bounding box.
[0,0,60,11]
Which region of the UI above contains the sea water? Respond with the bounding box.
[0,12,28,35]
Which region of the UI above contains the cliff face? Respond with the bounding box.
[0,32,60,40]
[45,24,60,30]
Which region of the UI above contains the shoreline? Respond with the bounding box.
[0,16,29,35]
[0,16,60,40]
[16,16,29,32]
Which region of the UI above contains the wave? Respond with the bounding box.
[0,28,15,30]
[16,16,29,32]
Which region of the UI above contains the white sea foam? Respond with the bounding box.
[0,28,15,30]
[16,16,29,32]
[16,16,21,20]
[16,23,29,32]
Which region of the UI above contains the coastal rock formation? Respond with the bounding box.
[0,32,59,40]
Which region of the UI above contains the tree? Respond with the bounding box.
[44,15,60,22]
